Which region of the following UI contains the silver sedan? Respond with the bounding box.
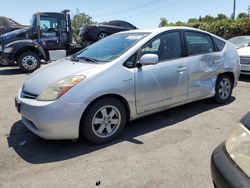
[15,27,240,144]
[228,36,250,75]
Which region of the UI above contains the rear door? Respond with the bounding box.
[135,31,188,114]
[183,30,224,100]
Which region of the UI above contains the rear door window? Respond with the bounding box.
[119,21,134,29]
[107,21,119,26]
[185,31,214,55]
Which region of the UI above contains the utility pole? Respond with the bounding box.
[232,0,236,19]
[248,5,250,18]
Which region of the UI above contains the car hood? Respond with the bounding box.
[237,46,250,57]
[1,27,32,41]
[23,58,99,95]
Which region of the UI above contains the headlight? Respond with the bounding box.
[3,47,13,53]
[225,123,250,177]
[37,75,85,101]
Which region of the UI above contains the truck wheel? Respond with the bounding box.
[81,98,127,144]
[18,52,41,73]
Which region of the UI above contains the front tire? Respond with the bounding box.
[81,98,127,144]
[213,74,233,103]
[18,52,41,73]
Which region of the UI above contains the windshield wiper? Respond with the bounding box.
[66,56,80,62]
[77,56,99,63]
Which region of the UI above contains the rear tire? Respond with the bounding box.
[98,32,108,40]
[213,74,233,103]
[81,98,127,144]
[18,52,41,73]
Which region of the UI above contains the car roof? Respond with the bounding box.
[120,26,208,34]
[118,26,226,41]
[101,20,134,25]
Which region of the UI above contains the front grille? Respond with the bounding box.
[21,90,38,99]
[240,56,250,65]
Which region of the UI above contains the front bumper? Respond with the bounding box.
[211,142,250,188]
[15,89,88,140]
[0,51,15,65]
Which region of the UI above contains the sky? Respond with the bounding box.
[1,0,250,28]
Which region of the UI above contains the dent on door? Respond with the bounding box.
[188,53,223,100]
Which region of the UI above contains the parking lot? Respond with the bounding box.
[0,65,249,188]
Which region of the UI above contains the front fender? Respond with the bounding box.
[5,39,46,61]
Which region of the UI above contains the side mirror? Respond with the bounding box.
[139,54,159,65]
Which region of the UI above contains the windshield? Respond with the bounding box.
[229,36,250,48]
[70,33,149,63]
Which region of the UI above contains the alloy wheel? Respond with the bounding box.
[98,33,107,40]
[218,78,231,100]
[91,105,121,138]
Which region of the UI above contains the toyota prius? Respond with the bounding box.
[15,27,240,144]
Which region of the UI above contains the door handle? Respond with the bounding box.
[213,59,222,64]
[177,66,186,72]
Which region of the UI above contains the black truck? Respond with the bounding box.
[0,16,26,35]
[0,10,84,72]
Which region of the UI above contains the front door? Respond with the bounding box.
[39,15,60,49]
[135,31,188,114]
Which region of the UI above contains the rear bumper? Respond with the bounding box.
[240,64,250,75]
[211,142,250,188]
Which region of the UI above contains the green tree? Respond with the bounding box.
[237,12,249,19]
[159,17,168,27]
[188,18,199,23]
[200,15,214,22]
[216,13,228,20]
[175,21,185,26]
[71,9,94,40]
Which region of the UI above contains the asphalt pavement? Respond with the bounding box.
[0,66,250,188]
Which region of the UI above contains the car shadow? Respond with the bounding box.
[0,67,26,75]
[239,75,250,83]
[7,97,235,164]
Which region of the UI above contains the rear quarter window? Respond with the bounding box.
[213,37,226,51]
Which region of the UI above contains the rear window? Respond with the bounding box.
[213,37,226,51]
[9,19,19,26]
[0,18,5,26]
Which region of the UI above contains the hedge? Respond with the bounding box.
[165,19,250,39]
